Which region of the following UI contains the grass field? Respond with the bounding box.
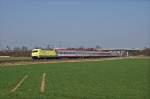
[0,58,149,99]
[0,57,32,62]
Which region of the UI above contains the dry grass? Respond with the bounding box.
[11,75,28,92]
[40,73,46,93]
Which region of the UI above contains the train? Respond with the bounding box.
[31,48,119,60]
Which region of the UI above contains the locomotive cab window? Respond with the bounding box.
[32,50,38,53]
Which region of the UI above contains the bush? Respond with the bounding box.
[142,48,150,56]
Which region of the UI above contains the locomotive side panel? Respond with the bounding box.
[31,49,57,59]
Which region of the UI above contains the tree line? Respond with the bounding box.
[0,45,150,57]
[0,46,31,57]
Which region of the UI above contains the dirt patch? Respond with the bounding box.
[11,75,28,92]
[40,73,46,93]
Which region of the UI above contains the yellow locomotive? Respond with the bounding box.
[31,49,57,59]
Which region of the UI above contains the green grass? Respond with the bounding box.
[0,58,149,99]
[0,57,32,62]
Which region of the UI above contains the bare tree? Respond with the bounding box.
[96,45,102,48]
[79,45,84,50]
[6,45,11,50]
[13,46,21,51]
[22,46,28,51]
[143,48,150,56]
[46,44,51,49]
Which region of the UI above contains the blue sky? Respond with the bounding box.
[0,0,150,49]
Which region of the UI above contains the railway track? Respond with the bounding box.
[1,56,148,66]
[0,57,126,66]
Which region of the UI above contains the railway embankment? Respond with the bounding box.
[0,56,149,66]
